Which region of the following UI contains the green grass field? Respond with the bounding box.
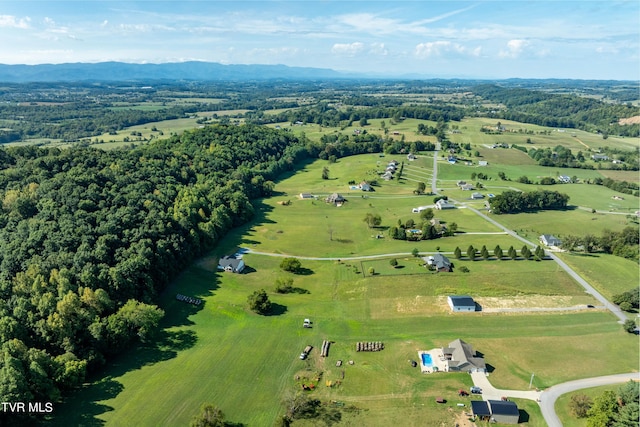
[48,116,639,426]
[51,152,639,426]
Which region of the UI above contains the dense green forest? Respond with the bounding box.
[0,124,306,423]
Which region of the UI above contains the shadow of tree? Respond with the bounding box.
[265,303,288,316]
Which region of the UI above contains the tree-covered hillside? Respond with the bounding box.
[0,124,305,422]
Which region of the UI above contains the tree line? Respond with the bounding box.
[488,190,570,214]
[0,124,306,421]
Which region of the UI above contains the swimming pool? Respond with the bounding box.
[421,353,434,367]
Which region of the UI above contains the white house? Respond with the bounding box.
[435,199,455,210]
[540,234,562,247]
[448,296,476,312]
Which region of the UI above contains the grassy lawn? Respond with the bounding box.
[51,250,638,426]
[50,146,638,426]
[556,252,639,300]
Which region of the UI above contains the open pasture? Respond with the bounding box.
[53,250,637,426]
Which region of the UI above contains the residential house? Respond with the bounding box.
[325,193,345,205]
[540,234,562,247]
[435,199,455,210]
[442,339,486,373]
[407,153,417,160]
[424,253,452,272]
[460,183,474,191]
[359,181,372,192]
[478,160,488,166]
[471,192,484,199]
[591,154,609,161]
[218,255,245,273]
[299,193,314,199]
[447,295,476,312]
[381,171,394,181]
[558,175,571,183]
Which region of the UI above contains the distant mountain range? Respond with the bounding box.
[0,61,348,82]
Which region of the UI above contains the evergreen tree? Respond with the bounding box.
[480,245,490,260]
[454,247,462,259]
[493,245,503,260]
[507,246,517,260]
[467,245,476,261]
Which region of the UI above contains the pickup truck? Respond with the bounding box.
[299,345,313,360]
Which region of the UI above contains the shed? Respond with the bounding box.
[471,400,491,421]
[448,295,476,312]
[488,400,520,424]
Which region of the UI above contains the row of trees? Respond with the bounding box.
[0,124,307,417]
[453,245,545,261]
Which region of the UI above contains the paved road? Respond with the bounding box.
[471,372,639,427]
[538,373,639,427]
[456,202,627,323]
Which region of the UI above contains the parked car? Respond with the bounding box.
[470,386,482,394]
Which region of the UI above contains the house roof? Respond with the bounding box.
[449,295,475,307]
[488,400,519,416]
[219,255,243,269]
[471,400,491,417]
[540,234,561,245]
[432,253,451,269]
[326,193,345,203]
[446,339,486,371]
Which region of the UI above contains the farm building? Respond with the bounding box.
[435,199,455,210]
[471,400,520,424]
[424,254,452,272]
[478,160,488,166]
[218,255,245,273]
[447,295,476,312]
[299,193,314,199]
[540,234,562,247]
[442,339,486,373]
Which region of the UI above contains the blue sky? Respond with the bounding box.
[0,1,638,79]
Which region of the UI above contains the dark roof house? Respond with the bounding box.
[447,295,476,312]
[326,193,345,204]
[218,255,245,273]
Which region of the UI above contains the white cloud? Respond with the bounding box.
[331,42,365,56]
[415,41,466,58]
[370,43,388,56]
[0,15,31,29]
[499,39,529,58]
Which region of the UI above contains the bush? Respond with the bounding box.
[569,394,592,418]
[248,289,271,314]
[389,258,398,267]
[280,257,302,273]
[459,266,470,273]
[274,278,294,294]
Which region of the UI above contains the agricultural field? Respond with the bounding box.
[51,146,638,426]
